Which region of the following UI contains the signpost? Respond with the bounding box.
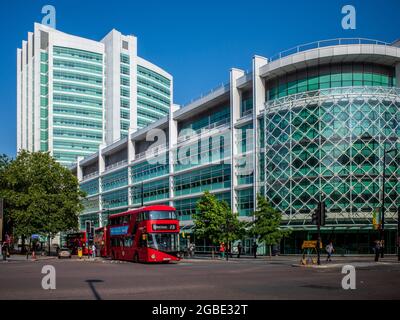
[85,221,92,258]
[310,200,326,265]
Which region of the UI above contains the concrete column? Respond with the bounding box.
[98,145,106,227]
[33,27,41,151]
[169,104,179,207]
[16,48,22,153]
[102,30,122,144]
[77,156,84,181]
[27,32,33,151]
[47,33,54,156]
[129,35,138,133]
[252,56,268,212]
[99,145,106,175]
[396,63,400,88]
[21,41,27,150]
[230,68,245,213]
[127,128,136,207]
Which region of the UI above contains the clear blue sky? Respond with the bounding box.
[1,0,399,157]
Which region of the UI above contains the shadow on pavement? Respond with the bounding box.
[85,279,104,300]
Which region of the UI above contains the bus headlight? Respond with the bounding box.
[151,254,156,259]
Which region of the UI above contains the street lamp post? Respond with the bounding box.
[381,146,397,259]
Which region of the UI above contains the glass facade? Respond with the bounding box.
[264,86,400,225]
[52,46,104,166]
[40,52,49,152]
[74,49,400,254]
[137,65,171,129]
[267,63,395,100]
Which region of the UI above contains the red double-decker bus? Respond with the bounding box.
[94,227,108,257]
[108,205,180,263]
[65,231,91,255]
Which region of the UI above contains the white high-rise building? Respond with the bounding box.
[17,23,173,166]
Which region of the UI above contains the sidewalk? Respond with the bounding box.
[183,254,400,265]
[0,254,56,262]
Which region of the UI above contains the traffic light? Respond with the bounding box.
[85,221,92,236]
[311,211,318,225]
[312,201,327,226]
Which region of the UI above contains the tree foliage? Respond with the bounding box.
[0,150,85,238]
[0,154,12,172]
[193,191,244,245]
[250,194,291,256]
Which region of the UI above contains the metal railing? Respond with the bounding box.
[176,118,230,145]
[181,82,230,108]
[240,108,253,118]
[104,159,128,171]
[269,38,390,62]
[134,144,169,162]
[82,171,99,180]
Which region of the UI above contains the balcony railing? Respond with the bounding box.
[104,160,128,171]
[134,145,169,162]
[176,119,230,145]
[82,171,99,180]
[181,82,230,108]
[240,108,253,118]
[269,38,390,62]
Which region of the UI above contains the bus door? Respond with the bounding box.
[138,232,148,261]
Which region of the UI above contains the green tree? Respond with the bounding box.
[250,194,291,257]
[0,154,12,172]
[193,191,244,256]
[0,150,86,252]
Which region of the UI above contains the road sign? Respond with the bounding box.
[301,240,322,249]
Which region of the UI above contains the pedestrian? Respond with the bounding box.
[374,240,381,262]
[26,244,30,260]
[1,241,7,261]
[2,242,8,261]
[92,244,96,259]
[219,242,225,259]
[190,243,195,258]
[252,242,258,259]
[237,242,242,258]
[325,241,334,262]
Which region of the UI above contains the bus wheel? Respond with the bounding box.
[134,253,139,263]
[112,251,115,260]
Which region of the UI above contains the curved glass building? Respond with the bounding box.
[73,38,400,254]
[17,24,173,166]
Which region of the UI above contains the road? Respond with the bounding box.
[0,256,399,300]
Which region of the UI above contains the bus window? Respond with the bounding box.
[149,211,177,220]
[124,237,134,247]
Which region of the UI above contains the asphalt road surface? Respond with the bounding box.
[0,256,399,300]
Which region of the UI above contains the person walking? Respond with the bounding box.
[2,242,8,261]
[189,243,195,258]
[374,240,381,262]
[1,242,5,261]
[219,242,225,259]
[91,244,96,259]
[326,241,334,262]
[237,242,242,258]
[252,242,258,259]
